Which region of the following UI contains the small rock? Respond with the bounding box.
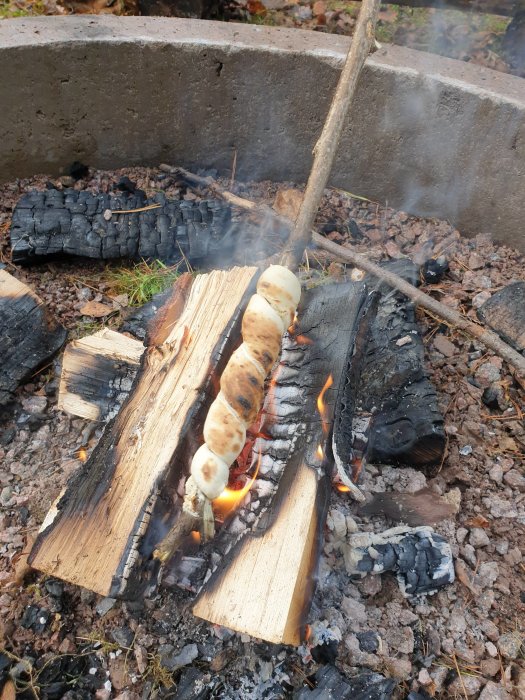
[111,626,134,648]
[448,675,482,697]
[385,626,414,655]
[383,656,412,680]
[163,643,199,671]
[418,668,432,685]
[475,362,501,387]
[44,579,64,598]
[469,528,490,547]
[21,396,48,414]
[96,597,117,617]
[456,527,468,544]
[358,574,382,597]
[503,469,525,491]
[345,515,358,533]
[497,631,523,659]
[459,444,473,456]
[489,464,504,483]
[0,486,12,506]
[468,253,485,270]
[341,597,367,629]
[480,658,501,677]
[433,334,456,358]
[477,561,499,588]
[472,290,492,308]
[478,681,512,699]
[487,495,518,519]
[481,620,500,642]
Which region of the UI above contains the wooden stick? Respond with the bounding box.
[280,0,381,269]
[312,232,525,377]
[161,167,525,377]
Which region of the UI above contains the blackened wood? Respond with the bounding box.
[29,268,257,598]
[57,330,144,421]
[193,281,372,645]
[334,260,446,473]
[293,666,396,700]
[0,270,67,405]
[477,281,525,354]
[10,189,232,264]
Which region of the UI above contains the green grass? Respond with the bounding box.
[0,0,46,17]
[108,259,180,306]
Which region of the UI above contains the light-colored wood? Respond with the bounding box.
[58,329,144,420]
[30,268,257,596]
[193,463,319,645]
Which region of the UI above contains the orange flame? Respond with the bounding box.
[335,483,351,493]
[78,448,88,462]
[317,374,333,435]
[316,444,324,460]
[212,452,261,520]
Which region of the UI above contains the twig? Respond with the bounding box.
[451,652,469,700]
[312,233,525,377]
[159,164,525,378]
[110,203,162,214]
[280,0,381,269]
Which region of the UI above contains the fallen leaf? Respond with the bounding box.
[0,680,16,700]
[312,0,325,15]
[273,188,303,222]
[79,300,113,318]
[465,514,490,528]
[111,293,129,308]
[247,0,267,14]
[455,558,481,596]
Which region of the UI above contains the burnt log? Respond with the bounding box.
[294,666,396,700]
[344,525,455,597]
[10,188,233,264]
[477,281,525,354]
[334,260,446,475]
[0,270,67,405]
[58,329,144,421]
[193,281,374,644]
[29,267,258,597]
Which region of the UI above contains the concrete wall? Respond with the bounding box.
[1,17,524,248]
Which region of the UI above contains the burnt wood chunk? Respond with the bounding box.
[58,329,144,421]
[477,281,525,353]
[10,189,233,264]
[0,270,67,405]
[335,260,446,473]
[293,666,396,700]
[29,267,258,598]
[193,282,372,645]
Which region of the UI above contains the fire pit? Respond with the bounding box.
[0,15,524,700]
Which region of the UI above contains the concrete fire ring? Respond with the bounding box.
[1,17,524,248]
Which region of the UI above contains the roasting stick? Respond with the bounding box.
[153,0,381,563]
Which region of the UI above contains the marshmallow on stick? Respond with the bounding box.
[153,265,301,560]
[191,266,300,500]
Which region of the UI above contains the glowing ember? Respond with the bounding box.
[335,483,351,493]
[77,447,88,462]
[317,374,333,435]
[212,453,261,520]
[190,531,201,544]
[316,444,324,460]
[295,334,313,345]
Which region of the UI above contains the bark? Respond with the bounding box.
[10,188,232,264]
[0,270,67,405]
[477,281,525,353]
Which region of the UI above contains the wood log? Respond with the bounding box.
[0,269,67,406]
[193,281,373,644]
[477,281,525,354]
[29,267,258,597]
[10,188,233,264]
[58,329,144,421]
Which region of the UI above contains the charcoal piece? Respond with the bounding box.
[359,489,456,527]
[345,526,454,597]
[10,188,233,265]
[477,281,525,354]
[119,288,174,340]
[0,270,67,405]
[421,255,448,284]
[293,666,396,700]
[333,259,446,477]
[357,631,380,653]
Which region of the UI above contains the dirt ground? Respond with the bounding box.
[0,166,524,699]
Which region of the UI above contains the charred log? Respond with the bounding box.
[344,525,455,597]
[477,281,525,354]
[334,260,446,474]
[10,188,233,264]
[0,270,67,405]
[293,666,396,700]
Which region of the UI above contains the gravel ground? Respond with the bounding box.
[0,166,524,699]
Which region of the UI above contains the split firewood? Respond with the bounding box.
[10,188,232,263]
[193,281,373,644]
[58,329,144,421]
[29,268,258,597]
[0,269,67,405]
